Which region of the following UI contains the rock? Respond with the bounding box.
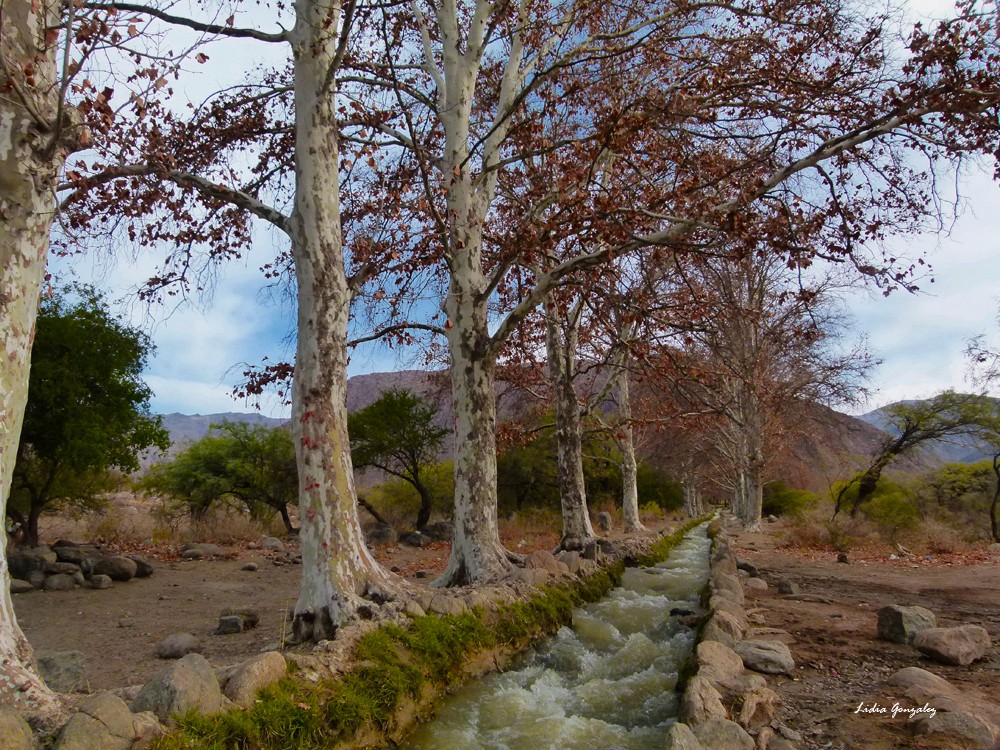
[155,633,202,660]
[38,650,86,692]
[837,552,849,563]
[44,573,76,591]
[990,543,1000,553]
[913,625,991,666]
[597,511,613,533]
[583,540,599,560]
[241,562,259,572]
[6,550,47,579]
[26,570,47,589]
[766,515,778,523]
[220,607,260,629]
[132,653,225,723]
[260,536,285,551]
[664,721,704,750]
[422,521,453,541]
[776,580,798,595]
[398,531,426,548]
[131,711,167,749]
[413,569,434,579]
[692,718,755,750]
[509,568,550,586]
[0,704,34,750]
[224,652,287,708]
[736,685,780,730]
[712,572,745,604]
[597,539,618,556]
[709,596,749,630]
[404,600,425,618]
[877,605,937,644]
[524,550,562,573]
[119,618,136,628]
[681,675,728,726]
[744,578,768,592]
[93,556,137,582]
[54,544,103,568]
[126,555,154,578]
[216,616,247,635]
[365,524,397,546]
[180,543,226,559]
[702,611,745,648]
[56,692,135,750]
[90,575,113,590]
[735,640,795,675]
[44,561,81,576]
[914,711,999,748]
[72,571,85,587]
[735,558,759,577]
[9,578,34,594]
[428,595,467,616]
[696,641,745,684]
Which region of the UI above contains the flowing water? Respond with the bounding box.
[402,526,712,750]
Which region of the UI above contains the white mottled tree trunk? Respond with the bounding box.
[683,481,703,517]
[0,0,76,717]
[436,254,511,584]
[545,304,595,551]
[614,369,645,533]
[288,0,395,640]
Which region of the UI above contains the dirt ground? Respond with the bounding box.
[730,520,1000,750]
[13,515,1000,750]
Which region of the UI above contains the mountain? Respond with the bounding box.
[857,398,993,464]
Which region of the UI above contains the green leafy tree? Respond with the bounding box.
[8,287,169,547]
[968,402,1000,542]
[834,391,992,518]
[141,422,298,533]
[348,390,449,529]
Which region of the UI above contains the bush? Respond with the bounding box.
[861,481,920,544]
[636,465,684,511]
[762,481,816,518]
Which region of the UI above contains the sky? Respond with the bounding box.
[53,0,1000,419]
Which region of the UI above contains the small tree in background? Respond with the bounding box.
[348,390,448,530]
[141,422,298,533]
[8,287,169,547]
[834,392,993,518]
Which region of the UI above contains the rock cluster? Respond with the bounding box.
[6,542,154,595]
[670,526,798,750]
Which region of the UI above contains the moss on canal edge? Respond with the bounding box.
[149,563,625,750]
[150,518,720,750]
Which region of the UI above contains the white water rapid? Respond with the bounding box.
[403,526,712,749]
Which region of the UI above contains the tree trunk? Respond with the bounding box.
[546,306,595,551]
[735,465,763,531]
[991,455,1000,543]
[414,478,433,530]
[277,502,295,535]
[435,274,512,585]
[683,481,702,518]
[25,503,42,549]
[614,369,645,533]
[288,0,396,641]
[0,0,78,718]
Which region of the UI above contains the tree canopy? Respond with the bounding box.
[348,390,448,529]
[141,422,298,533]
[8,286,169,547]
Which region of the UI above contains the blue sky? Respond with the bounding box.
[52,0,1000,419]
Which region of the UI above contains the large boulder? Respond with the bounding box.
[155,633,202,660]
[131,653,225,723]
[597,511,613,533]
[0,704,34,750]
[524,550,562,574]
[43,573,76,591]
[38,650,86,692]
[711,572,745,604]
[224,651,287,708]
[92,556,137,582]
[691,718,755,750]
[914,711,999,748]
[9,579,34,595]
[179,543,227,559]
[364,524,397,546]
[56,693,135,750]
[259,536,285,551]
[53,544,103,568]
[680,676,727,726]
[126,555,155,578]
[877,605,937,644]
[696,641,745,684]
[701,611,744,649]
[735,640,795,675]
[664,721,703,750]
[913,625,991,666]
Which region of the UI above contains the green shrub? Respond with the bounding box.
[862,481,920,543]
[762,481,816,518]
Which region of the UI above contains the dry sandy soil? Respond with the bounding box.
[12,515,1000,750]
[731,520,1000,750]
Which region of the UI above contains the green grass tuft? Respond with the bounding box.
[635,515,713,567]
